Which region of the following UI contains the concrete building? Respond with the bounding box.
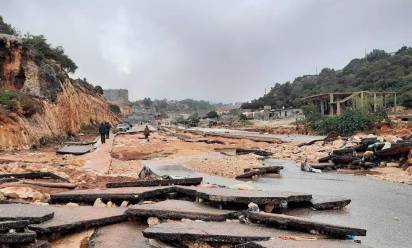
[302,91,397,116]
[103,89,129,105]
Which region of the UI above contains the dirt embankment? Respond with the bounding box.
[0,34,117,150]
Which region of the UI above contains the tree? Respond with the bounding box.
[143,97,152,107]
[0,16,18,35]
[94,85,104,95]
[186,113,200,127]
[109,104,121,114]
[206,110,219,119]
[22,34,78,73]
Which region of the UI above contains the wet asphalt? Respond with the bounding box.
[258,160,412,248]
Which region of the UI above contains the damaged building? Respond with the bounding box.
[302,91,398,116]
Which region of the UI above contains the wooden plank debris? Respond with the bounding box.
[246,211,366,237]
[126,200,237,221]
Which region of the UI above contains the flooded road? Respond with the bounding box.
[186,127,325,143]
[258,160,412,248]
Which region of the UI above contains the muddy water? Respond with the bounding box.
[259,159,412,248]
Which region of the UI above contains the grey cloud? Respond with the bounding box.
[1,0,411,102]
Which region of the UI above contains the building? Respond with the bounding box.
[302,91,397,116]
[103,89,129,105]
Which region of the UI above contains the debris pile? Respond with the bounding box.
[306,135,412,172]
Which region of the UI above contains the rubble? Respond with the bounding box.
[126,199,237,221]
[22,180,77,189]
[246,211,366,237]
[0,187,49,201]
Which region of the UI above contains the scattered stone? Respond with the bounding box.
[0,204,54,224]
[246,211,366,237]
[0,187,48,201]
[126,200,237,221]
[147,217,160,226]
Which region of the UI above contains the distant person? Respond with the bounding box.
[105,122,111,139]
[99,122,107,144]
[144,125,150,141]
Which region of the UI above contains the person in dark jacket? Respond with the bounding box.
[99,122,107,144]
[144,125,150,141]
[105,122,111,139]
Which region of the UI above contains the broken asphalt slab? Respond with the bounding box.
[0,172,67,181]
[89,222,149,248]
[140,163,240,187]
[0,230,37,244]
[0,220,29,231]
[236,239,372,248]
[49,186,176,204]
[56,144,94,155]
[126,200,237,221]
[176,186,312,206]
[236,166,283,179]
[0,204,54,224]
[29,206,127,240]
[143,221,320,244]
[247,211,366,237]
[106,177,202,188]
[310,195,351,210]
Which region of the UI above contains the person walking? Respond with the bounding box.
[143,125,150,141]
[105,122,111,139]
[99,122,107,144]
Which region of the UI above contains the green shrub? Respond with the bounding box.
[307,110,387,136]
[109,104,121,114]
[0,90,20,111]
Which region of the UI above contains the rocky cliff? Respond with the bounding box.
[0,34,117,150]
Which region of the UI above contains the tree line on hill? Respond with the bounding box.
[242,48,412,110]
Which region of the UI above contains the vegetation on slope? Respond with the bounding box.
[242,48,412,109]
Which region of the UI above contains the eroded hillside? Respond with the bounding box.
[0,34,117,149]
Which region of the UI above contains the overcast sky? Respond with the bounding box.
[2,0,412,102]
